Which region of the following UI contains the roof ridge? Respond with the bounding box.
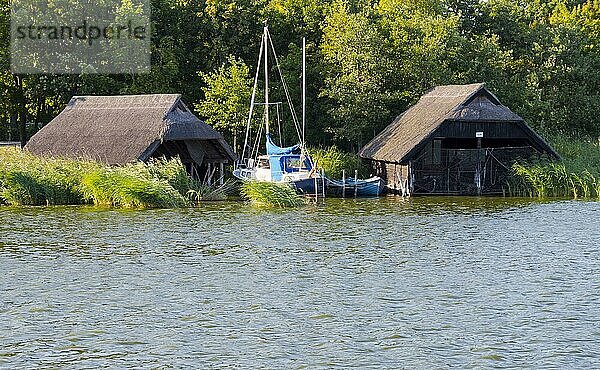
[444,83,486,116]
[71,93,181,98]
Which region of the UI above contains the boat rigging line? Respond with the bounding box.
[265,27,302,144]
[240,29,264,163]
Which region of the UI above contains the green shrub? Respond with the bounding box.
[0,170,48,205]
[308,146,367,179]
[146,157,202,196]
[0,148,90,205]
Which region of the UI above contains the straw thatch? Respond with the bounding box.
[359,83,559,163]
[25,94,236,165]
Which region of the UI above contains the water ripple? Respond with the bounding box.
[0,198,599,368]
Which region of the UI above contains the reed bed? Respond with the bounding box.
[0,147,94,206]
[508,135,600,199]
[240,181,304,207]
[80,165,187,208]
[187,179,238,202]
[508,163,600,198]
[0,147,225,208]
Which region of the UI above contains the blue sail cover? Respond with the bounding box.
[264,134,311,181]
[269,156,285,181]
[266,134,300,155]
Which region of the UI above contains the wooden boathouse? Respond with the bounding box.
[25,94,236,183]
[359,83,559,195]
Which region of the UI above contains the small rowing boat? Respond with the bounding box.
[327,176,384,197]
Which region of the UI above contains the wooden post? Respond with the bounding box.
[476,163,482,196]
[207,163,212,186]
[397,173,405,197]
[408,161,414,195]
[219,163,224,186]
[321,168,325,199]
[342,169,346,198]
[354,169,358,197]
[314,174,318,201]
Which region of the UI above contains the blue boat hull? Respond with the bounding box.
[292,176,384,197]
[291,177,326,195]
[327,177,384,197]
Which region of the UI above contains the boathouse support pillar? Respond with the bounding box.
[219,163,224,186]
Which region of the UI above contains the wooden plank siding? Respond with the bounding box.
[435,120,528,139]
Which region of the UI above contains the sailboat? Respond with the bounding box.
[233,24,322,194]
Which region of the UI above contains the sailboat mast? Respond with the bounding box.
[240,26,264,163]
[264,26,269,134]
[302,37,306,146]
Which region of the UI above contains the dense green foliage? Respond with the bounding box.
[1,0,598,150]
[195,56,254,153]
[240,181,304,207]
[546,134,600,175]
[509,135,600,198]
[0,147,220,207]
[308,146,366,179]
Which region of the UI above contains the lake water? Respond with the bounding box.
[0,197,599,368]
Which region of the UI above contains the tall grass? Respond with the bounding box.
[240,181,304,207]
[308,146,367,179]
[80,165,187,208]
[0,148,96,205]
[146,157,202,196]
[0,147,222,207]
[508,135,600,199]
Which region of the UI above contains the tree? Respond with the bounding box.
[319,1,390,148]
[196,56,253,153]
[1,0,599,145]
[319,0,464,148]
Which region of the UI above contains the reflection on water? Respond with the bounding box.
[1,198,599,368]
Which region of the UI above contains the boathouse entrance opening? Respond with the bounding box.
[411,142,537,195]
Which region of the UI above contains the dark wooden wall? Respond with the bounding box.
[369,160,409,194]
[435,120,529,140]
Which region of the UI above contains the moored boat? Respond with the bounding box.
[327,176,384,197]
[232,24,322,194]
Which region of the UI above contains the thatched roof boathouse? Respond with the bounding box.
[25,94,236,183]
[359,83,559,195]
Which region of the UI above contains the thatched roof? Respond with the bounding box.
[359,83,559,163]
[25,94,236,164]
